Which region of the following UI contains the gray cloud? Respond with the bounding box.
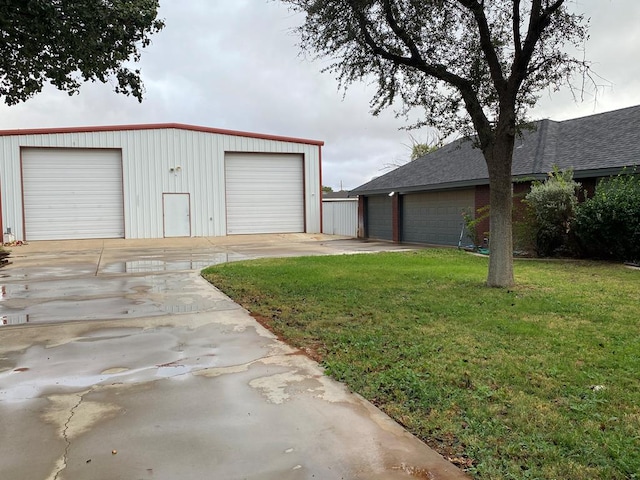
[1,1,638,190]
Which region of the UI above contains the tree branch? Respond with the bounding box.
[381,0,423,63]
[346,1,494,151]
[346,0,470,90]
[514,0,565,86]
[513,0,522,58]
[456,0,507,93]
[458,87,495,153]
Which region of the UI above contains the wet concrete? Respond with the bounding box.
[0,234,469,479]
[0,273,234,325]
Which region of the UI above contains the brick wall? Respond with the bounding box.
[473,182,532,246]
[474,185,491,245]
[357,196,366,238]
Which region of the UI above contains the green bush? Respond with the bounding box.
[524,167,581,257]
[462,205,489,248]
[575,171,640,263]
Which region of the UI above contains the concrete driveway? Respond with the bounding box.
[0,234,469,480]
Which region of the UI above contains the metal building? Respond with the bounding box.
[321,198,357,237]
[0,124,323,241]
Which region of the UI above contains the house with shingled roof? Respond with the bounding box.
[349,105,640,246]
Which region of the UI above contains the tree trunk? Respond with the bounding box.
[485,134,515,288]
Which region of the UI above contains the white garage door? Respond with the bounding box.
[225,153,304,234]
[22,148,125,240]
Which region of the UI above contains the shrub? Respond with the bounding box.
[462,205,489,248]
[575,171,640,263]
[512,183,537,254]
[524,167,581,257]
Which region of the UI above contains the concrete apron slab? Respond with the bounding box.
[0,235,468,479]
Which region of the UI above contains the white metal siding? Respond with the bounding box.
[22,148,124,240]
[322,199,357,236]
[0,128,322,240]
[225,153,304,234]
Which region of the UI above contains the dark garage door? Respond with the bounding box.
[366,195,393,240]
[401,190,474,245]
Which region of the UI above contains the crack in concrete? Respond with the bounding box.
[51,391,85,480]
[94,242,105,277]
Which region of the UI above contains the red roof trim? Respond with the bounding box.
[0,123,324,146]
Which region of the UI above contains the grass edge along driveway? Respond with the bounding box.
[202,249,640,480]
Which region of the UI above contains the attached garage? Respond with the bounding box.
[225,153,304,234]
[0,124,323,242]
[401,190,474,245]
[352,106,640,248]
[22,148,125,240]
[360,190,473,245]
[365,195,393,241]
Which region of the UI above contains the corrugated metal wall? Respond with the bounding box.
[322,199,357,236]
[0,128,322,240]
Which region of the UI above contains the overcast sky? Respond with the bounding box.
[1,0,639,190]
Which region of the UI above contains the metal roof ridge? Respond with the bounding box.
[0,123,325,146]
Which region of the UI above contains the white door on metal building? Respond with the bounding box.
[163,193,191,237]
[22,148,124,240]
[225,153,304,234]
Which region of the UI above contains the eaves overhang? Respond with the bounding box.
[350,174,546,196]
[350,179,490,196]
[572,166,638,179]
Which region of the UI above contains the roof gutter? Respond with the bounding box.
[350,179,489,196]
[349,171,549,196]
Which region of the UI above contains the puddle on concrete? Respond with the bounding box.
[0,272,227,325]
[161,302,215,314]
[0,297,163,325]
[1,314,30,326]
[155,364,197,378]
[0,284,26,299]
[101,367,130,374]
[101,253,244,274]
[0,265,98,282]
[1,280,104,300]
[0,296,220,326]
[0,326,228,402]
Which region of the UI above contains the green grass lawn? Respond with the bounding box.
[202,249,640,479]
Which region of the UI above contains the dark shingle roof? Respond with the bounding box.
[351,105,640,195]
[323,190,352,199]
